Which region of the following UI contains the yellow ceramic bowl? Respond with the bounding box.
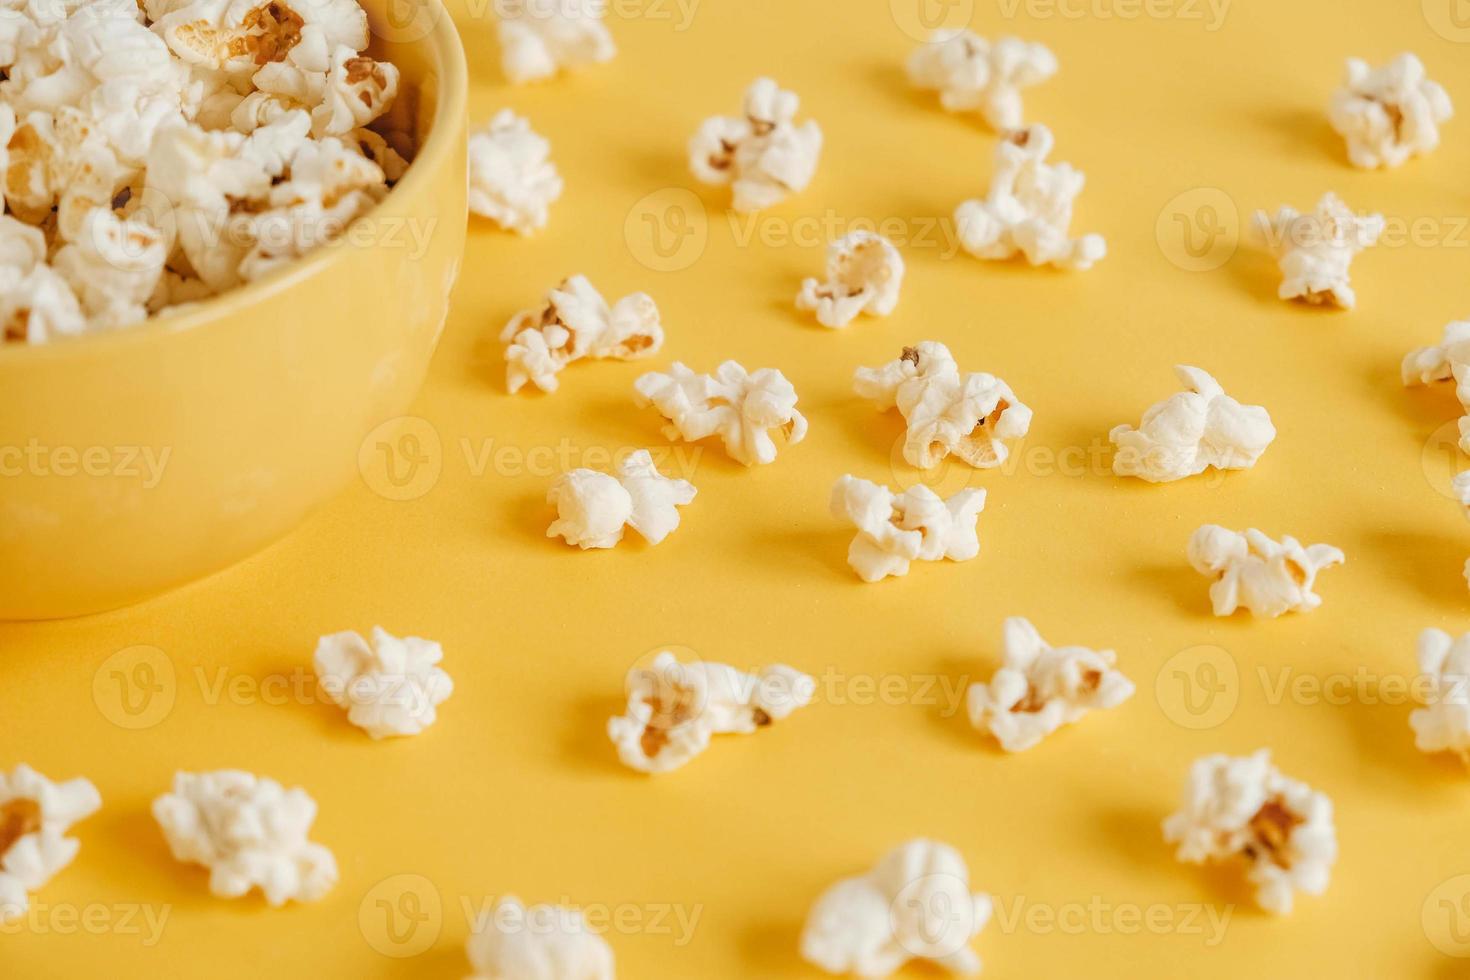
[0,1,468,620]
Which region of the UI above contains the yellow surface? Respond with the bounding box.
[8,0,1470,976]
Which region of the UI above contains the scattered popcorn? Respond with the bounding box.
[830,475,985,583]
[607,650,812,773]
[634,361,807,466]
[906,29,1056,131]
[801,839,992,978]
[954,124,1105,271]
[1402,321,1470,455]
[1455,472,1470,589]
[466,895,615,980]
[0,0,409,341]
[496,0,615,85]
[1260,192,1383,309]
[688,78,822,212]
[152,770,338,906]
[468,109,564,235]
[502,276,662,393]
[313,627,454,739]
[854,341,1032,470]
[1188,525,1344,618]
[547,450,696,549]
[0,765,102,923]
[795,231,905,329]
[966,617,1134,752]
[1411,629,1470,763]
[1110,365,1276,483]
[1328,54,1452,169]
[1163,750,1335,915]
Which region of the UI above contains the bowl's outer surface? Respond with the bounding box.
[0,1,468,619]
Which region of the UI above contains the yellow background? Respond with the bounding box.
[8,0,1470,975]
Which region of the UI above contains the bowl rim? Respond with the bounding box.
[0,0,468,366]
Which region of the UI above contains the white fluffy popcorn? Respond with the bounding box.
[689,77,822,212]
[496,0,615,84]
[1110,365,1276,483]
[466,896,615,980]
[854,342,1032,470]
[830,475,985,583]
[1455,472,1470,589]
[906,29,1056,131]
[607,650,812,773]
[1410,629,1470,764]
[954,125,1105,271]
[152,770,338,906]
[1328,53,1452,169]
[547,450,696,549]
[966,618,1134,752]
[796,232,904,329]
[468,110,564,235]
[634,361,807,466]
[0,765,102,923]
[1163,750,1335,915]
[1260,192,1383,309]
[801,839,992,978]
[502,275,662,393]
[312,627,454,739]
[1188,525,1344,619]
[1403,321,1470,456]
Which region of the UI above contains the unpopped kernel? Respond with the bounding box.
[502,276,663,393]
[801,838,992,978]
[0,765,102,923]
[1411,629,1470,764]
[1110,365,1275,483]
[954,124,1105,271]
[607,650,812,773]
[634,361,807,466]
[152,770,337,906]
[496,0,615,85]
[1328,54,1452,169]
[1403,321,1470,455]
[830,475,985,583]
[1163,750,1336,915]
[469,110,564,235]
[313,627,454,739]
[906,29,1056,131]
[466,896,616,979]
[1260,192,1383,309]
[547,450,696,549]
[966,617,1134,752]
[688,77,822,212]
[1188,525,1344,618]
[854,341,1032,470]
[796,231,905,329]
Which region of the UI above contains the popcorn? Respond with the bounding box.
[800,839,991,978]
[607,650,812,773]
[313,627,454,739]
[1109,365,1275,483]
[1260,192,1383,309]
[966,617,1134,752]
[1402,321,1470,455]
[547,450,696,550]
[1188,525,1344,618]
[466,896,615,980]
[152,770,338,906]
[0,216,87,342]
[854,341,1032,470]
[795,231,905,329]
[496,0,615,84]
[830,475,985,583]
[468,109,563,234]
[1409,629,1470,763]
[689,77,822,212]
[502,275,662,394]
[1163,750,1335,915]
[1328,54,1452,169]
[52,208,168,330]
[1455,472,1470,589]
[151,0,367,73]
[0,765,102,923]
[635,361,808,466]
[906,29,1056,131]
[954,124,1105,271]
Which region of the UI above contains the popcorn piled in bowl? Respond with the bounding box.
[0,0,411,343]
